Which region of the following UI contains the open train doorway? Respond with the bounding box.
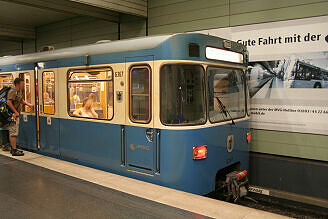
[18,71,37,150]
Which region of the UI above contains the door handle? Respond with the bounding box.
[145,128,153,142]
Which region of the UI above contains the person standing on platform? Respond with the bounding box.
[6,78,34,156]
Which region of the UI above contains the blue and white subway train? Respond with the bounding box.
[0,33,250,198]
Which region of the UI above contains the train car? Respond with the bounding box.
[0,33,250,198]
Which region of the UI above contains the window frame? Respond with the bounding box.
[206,65,247,124]
[42,71,55,115]
[129,64,152,124]
[66,66,114,121]
[159,63,207,126]
[0,73,13,88]
[245,72,251,117]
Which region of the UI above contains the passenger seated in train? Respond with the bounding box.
[43,92,54,105]
[88,93,97,107]
[73,97,98,118]
[72,93,81,105]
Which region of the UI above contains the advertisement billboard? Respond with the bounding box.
[198,16,328,135]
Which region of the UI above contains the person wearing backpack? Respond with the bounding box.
[5,78,34,156]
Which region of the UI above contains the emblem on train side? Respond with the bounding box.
[226,135,234,152]
[129,144,135,151]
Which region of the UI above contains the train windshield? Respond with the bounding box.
[160,64,206,125]
[207,67,245,123]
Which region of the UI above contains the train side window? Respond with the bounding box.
[0,74,13,89]
[67,68,113,120]
[207,67,246,123]
[42,71,55,115]
[19,73,33,113]
[129,66,151,123]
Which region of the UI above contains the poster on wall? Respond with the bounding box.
[198,16,328,135]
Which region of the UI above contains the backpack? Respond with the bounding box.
[0,87,13,124]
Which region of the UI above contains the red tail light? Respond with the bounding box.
[247,132,251,144]
[236,170,247,179]
[193,145,207,160]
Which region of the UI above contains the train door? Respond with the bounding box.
[37,64,60,155]
[18,71,37,150]
[124,59,158,173]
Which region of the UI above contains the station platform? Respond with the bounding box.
[0,150,286,219]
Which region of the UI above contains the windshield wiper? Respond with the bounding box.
[215,96,235,125]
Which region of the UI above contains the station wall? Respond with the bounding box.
[0,14,146,56]
[148,0,328,34]
[0,39,35,56]
[0,0,327,162]
[2,0,328,56]
[35,14,146,48]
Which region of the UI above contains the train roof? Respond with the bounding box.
[0,33,247,71]
[0,34,172,65]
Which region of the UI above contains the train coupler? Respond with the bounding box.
[224,170,249,203]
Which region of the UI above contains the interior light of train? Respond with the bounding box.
[205,47,244,63]
[193,145,207,160]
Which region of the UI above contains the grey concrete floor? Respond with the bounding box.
[0,154,209,219]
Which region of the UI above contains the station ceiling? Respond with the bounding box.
[0,0,147,41]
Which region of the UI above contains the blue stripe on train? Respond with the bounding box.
[18,116,249,195]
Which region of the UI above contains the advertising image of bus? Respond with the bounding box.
[285,60,328,88]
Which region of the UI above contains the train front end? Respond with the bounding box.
[156,34,250,201]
